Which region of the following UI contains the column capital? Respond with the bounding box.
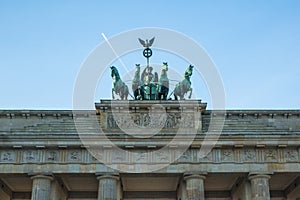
[29,173,54,181]
[184,172,207,181]
[248,172,272,180]
[96,172,119,181]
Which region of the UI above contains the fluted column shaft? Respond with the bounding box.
[184,174,206,200]
[97,174,119,200]
[249,174,271,200]
[31,175,53,200]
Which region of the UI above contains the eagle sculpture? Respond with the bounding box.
[138,37,155,48]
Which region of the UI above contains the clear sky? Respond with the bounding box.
[0,1,299,109]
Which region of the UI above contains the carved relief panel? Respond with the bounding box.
[1,151,15,162]
[68,150,82,162]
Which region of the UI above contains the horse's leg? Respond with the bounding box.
[164,87,169,100]
[188,88,193,99]
[174,93,178,100]
[112,89,115,99]
[126,86,129,100]
[133,83,139,100]
[134,89,138,100]
[156,87,160,100]
[163,86,167,100]
[135,87,140,100]
[123,85,128,100]
[140,87,145,100]
[120,88,124,100]
[138,89,141,100]
[179,87,184,100]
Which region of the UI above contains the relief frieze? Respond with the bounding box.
[106,113,190,129]
[0,146,297,164]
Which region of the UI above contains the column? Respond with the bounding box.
[184,173,206,200]
[248,173,271,200]
[97,173,119,200]
[30,174,53,200]
[50,180,67,200]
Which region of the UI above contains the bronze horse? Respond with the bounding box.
[158,62,169,100]
[132,64,144,100]
[110,66,129,100]
[173,65,193,100]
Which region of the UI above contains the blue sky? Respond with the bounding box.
[0,1,299,109]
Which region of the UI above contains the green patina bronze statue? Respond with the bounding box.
[141,65,159,100]
[173,65,193,100]
[110,66,129,100]
[132,64,144,100]
[158,62,169,100]
[132,62,169,100]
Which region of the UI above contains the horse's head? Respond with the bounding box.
[135,64,140,72]
[184,65,194,78]
[162,62,168,71]
[110,66,118,78]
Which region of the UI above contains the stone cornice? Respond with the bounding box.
[0,109,299,118]
[0,133,299,147]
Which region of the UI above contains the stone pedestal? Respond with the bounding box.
[97,174,119,200]
[248,174,271,200]
[30,174,53,200]
[184,174,206,200]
